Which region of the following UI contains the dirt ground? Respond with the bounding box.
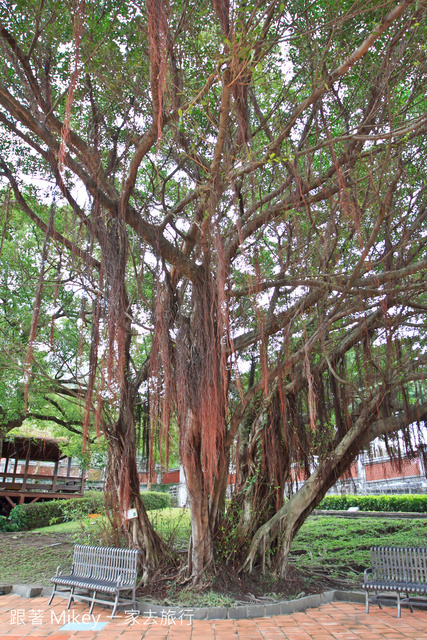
[136,560,344,607]
[1,530,70,548]
[0,530,74,586]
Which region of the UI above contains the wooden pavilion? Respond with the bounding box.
[0,436,85,514]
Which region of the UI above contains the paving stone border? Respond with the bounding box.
[134,590,366,620]
[1,585,366,619]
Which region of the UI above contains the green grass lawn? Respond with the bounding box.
[34,520,85,534]
[1,512,426,590]
[290,516,427,583]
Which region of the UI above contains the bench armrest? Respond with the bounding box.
[54,564,72,577]
[364,568,375,583]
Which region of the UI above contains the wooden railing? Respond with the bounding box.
[0,472,83,494]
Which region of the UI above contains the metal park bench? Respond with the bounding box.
[364,546,427,617]
[48,545,140,619]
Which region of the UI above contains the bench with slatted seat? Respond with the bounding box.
[364,546,427,618]
[48,545,140,619]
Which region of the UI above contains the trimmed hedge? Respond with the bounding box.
[318,494,427,513]
[141,490,171,511]
[3,490,170,531]
[7,492,105,531]
[61,492,105,521]
[7,500,66,531]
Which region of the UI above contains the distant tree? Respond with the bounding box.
[0,196,92,443]
[0,0,426,583]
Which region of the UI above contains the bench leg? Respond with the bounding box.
[67,587,75,610]
[48,585,56,606]
[405,591,414,614]
[89,590,97,615]
[397,591,401,618]
[111,592,120,619]
[365,591,369,614]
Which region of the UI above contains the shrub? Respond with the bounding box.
[61,492,105,521]
[8,500,65,530]
[318,494,427,513]
[5,492,105,531]
[141,490,171,511]
[148,507,191,548]
[3,490,169,531]
[74,515,127,548]
[150,484,178,507]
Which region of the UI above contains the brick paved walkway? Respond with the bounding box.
[0,595,427,639]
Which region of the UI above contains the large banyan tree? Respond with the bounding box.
[0,0,426,583]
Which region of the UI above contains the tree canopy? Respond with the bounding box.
[0,0,426,582]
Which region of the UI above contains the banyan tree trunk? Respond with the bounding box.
[186,472,213,583]
[181,409,215,584]
[218,390,290,566]
[240,395,380,577]
[105,398,170,584]
[173,271,228,585]
[106,451,168,584]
